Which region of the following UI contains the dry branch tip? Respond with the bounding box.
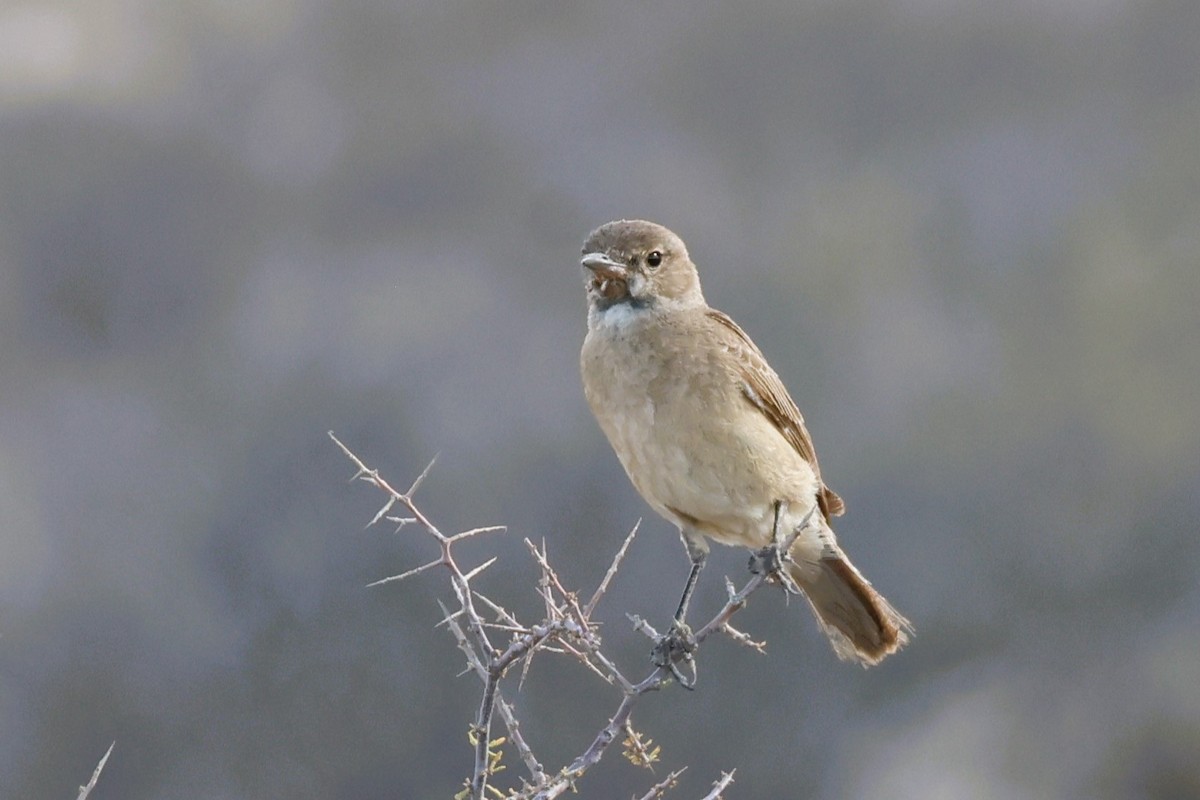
[76,741,115,800]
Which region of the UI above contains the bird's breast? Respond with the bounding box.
[582,317,818,545]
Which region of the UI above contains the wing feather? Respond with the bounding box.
[706,309,845,517]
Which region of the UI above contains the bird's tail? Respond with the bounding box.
[788,537,912,666]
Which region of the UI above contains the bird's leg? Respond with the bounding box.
[651,536,706,688]
[673,542,708,625]
[749,500,788,576]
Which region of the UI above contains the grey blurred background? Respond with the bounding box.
[2,1,1198,798]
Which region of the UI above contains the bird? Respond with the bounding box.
[578,219,911,666]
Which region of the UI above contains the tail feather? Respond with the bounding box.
[789,547,912,666]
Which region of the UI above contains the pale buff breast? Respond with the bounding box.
[582,312,819,549]
[582,323,679,518]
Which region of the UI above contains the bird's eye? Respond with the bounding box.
[646,250,663,268]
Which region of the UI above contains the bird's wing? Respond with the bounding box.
[705,308,845,517]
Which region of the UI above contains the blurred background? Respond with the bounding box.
[2,0,1198,797]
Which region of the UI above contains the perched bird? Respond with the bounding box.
[579,219,911,666]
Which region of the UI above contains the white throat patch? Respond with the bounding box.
[590,300,647,332]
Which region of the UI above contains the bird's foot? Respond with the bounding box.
[747,500,807,596]
[651,620,698,690]
[748,542,802,596]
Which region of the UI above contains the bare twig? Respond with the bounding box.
[524,538,589,629]
[699,770,736,800]
[585,520,640,617]
[76,741,114,800]
[440,601,545,784]
[720,621,767,654]
[634,767,686,799]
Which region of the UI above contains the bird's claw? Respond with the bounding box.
[651,621,698,690]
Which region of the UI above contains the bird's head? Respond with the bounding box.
[580,220,705,316]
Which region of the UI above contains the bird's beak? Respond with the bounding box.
[581,252,627,282]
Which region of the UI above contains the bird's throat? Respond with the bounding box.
[589,294,655,331]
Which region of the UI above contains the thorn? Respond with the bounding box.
[518,642,536,691]
[328,431,353,460]
[448,525,507,542]
[462,556,499,583]
[473,592,520,626]
[584,519,640,617]
[366,496,398,529]
[366,558,442,587]
[406,454,439,498]
[435,606,466,628]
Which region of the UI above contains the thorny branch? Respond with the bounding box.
[330,432,810,800]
